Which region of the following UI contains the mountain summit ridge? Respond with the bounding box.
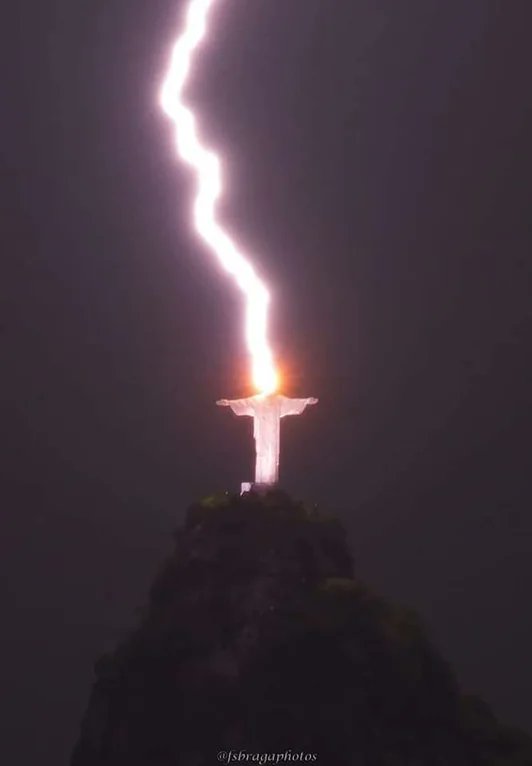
[71,491,532,765]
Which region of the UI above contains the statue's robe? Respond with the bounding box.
[220,394,316,484]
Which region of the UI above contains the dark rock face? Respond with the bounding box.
[71,491,532,766]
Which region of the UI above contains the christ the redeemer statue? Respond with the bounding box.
[217,393,318,488]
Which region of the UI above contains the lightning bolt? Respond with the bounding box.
[160,0,278,395]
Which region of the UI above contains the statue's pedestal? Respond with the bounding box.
[240,482,275,496]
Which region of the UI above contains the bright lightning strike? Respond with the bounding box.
[161,0,278,395]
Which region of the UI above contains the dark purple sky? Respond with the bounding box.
[1,1,531,763]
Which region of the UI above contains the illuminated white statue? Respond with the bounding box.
[217,394,318,486]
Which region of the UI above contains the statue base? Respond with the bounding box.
[240,482,276,496]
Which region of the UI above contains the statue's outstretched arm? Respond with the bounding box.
[216,397,255,417]
[280,397,318,417]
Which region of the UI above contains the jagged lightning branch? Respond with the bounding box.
[160,0,278,395]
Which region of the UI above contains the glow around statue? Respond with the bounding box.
[217,394,318,488]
